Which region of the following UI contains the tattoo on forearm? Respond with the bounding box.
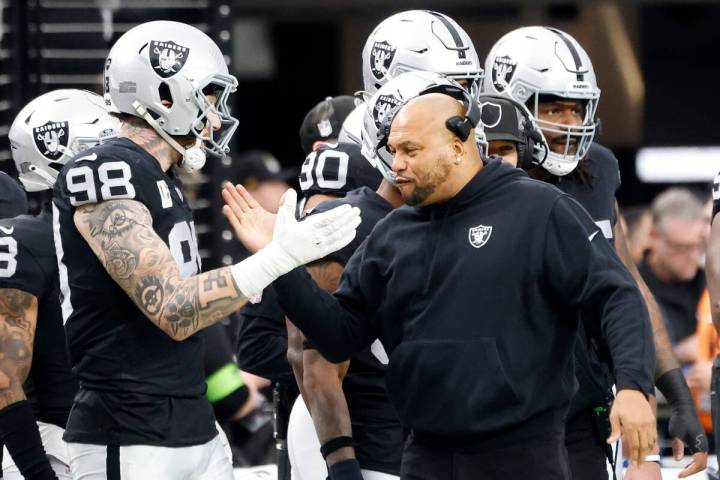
[136,276,165,315]
[0,289,36,408]
[162,279,200,337]
[76,200,248,340]
[0,289,33,330]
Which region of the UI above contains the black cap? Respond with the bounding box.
[0,172,28,219]
[234,150,296,190]
[479,95,524,143]
[299,96,357,155]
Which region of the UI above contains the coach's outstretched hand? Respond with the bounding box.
[607,389,657,468]
[226,186,361,298]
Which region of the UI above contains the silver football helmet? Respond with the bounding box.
[362,10,483,98]
[361,70,479,183]
[104,20,238,172]
[9,89,119,192]
[483,26,600,176]
[338,103,365,146]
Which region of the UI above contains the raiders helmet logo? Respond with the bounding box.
[149,40,189,78]
[480,102,502,129]
[370,41,396,80]
[372,94,403,131]
[468,224,492,248]
[33,121,69,161]
[491,55,517,92]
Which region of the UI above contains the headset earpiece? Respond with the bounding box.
[446,116,472,142]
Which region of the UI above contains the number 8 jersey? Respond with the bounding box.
[52,137,216,446]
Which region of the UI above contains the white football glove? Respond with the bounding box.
[231,189,361,298]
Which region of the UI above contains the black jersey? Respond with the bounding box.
[52,138,215,446]
[306,187,403,476]
[553,143,624,417]
[0,209,77,428]
[555,143,621,242]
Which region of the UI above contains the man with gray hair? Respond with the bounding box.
[639,188,707,364]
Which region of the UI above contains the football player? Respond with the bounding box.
[52,20,359,479]
[340,9,484,147]
[1,89,118,480]
[0,172,28,218]
[484,26,708,479]
[285,139,399,480]
[239,139,393,480]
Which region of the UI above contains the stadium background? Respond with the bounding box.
[0,1,718,269]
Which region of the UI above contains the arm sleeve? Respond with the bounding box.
[236,288,295,383]
[273,237,383,363]
[544,195,655,395]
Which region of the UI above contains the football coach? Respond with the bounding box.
[224,90,656,480]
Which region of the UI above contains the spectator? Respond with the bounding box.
[622,205,653,265]
[639,188,707,364]
[236,150,296,213]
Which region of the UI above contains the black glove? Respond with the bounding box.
[327,459,364,480]
[656,368,709,454]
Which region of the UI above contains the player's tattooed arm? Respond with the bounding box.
[0,289,37,408]
[614,203,678,377]
[74,199,249,341]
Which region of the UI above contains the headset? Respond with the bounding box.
[376,83,481,151]
[478,94,548,170]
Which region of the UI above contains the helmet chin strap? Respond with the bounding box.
[27,164,58,188]
[132,101,206,173]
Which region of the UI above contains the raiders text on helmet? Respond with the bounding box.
[361,10,483,98]
[104,21,239,172]
[483,26,600,176]
[9,89,120,192]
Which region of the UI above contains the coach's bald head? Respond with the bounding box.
[385,93,482,207]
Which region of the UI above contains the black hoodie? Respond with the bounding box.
[274,158,654,443]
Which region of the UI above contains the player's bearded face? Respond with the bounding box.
[536,99,585,156]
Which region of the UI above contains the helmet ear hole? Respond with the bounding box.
[158,82,173,108]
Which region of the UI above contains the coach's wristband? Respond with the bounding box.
[0,400,57,480]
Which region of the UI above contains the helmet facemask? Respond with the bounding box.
[190,74,239,158]
[526,93,598,176]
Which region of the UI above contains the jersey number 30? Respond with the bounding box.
[299,149,349,192]
[66,161,136,206]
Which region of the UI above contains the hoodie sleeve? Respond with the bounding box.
[543,194,655,395]
[273,236,382,363]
